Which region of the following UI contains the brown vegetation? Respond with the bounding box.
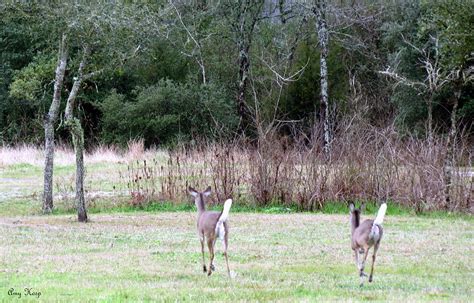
[124,124,473,213]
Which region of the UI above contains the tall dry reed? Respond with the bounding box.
[122,124,472,212]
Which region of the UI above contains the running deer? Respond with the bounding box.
[188,186,232,277]
[349,202,387,286]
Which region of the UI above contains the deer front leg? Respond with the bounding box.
[207,237,215,276]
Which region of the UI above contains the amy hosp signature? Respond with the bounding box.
[8,288,42,299]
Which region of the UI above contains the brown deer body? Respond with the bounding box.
[349,202,387,286]
[189,186,232,277]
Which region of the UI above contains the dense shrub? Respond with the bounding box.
[100,79,238,146]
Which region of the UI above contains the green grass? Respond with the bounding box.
[2,194,472,223]
[0,161,127,202]
[1,211,473,302]
[1,158,473,301]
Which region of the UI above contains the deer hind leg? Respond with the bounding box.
[359,247,370,287]
[200,235,206,273]
[369,242,380,283]
[207,237,216,276]
[358,247,369,275]
[222,229,230,277]
[354,250,359,272]
[355,248,364,274]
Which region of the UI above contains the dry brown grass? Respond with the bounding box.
[123,125,473,212]
[0,140,161,168]
[1,127,472,213]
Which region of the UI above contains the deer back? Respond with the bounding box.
[352,219,383,249]
[197,210,223,238]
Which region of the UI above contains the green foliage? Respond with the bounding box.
[101,80,238,146]
[380,0,474,134]
[419,0,474,124]
[420,0,474,69]
[9,54,55,102]
[0,1,472,145]
[459,90,474,119]
[380,1,426,132]
[282,39,348,124]
[0,3,52,143]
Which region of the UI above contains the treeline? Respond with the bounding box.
[1,0,472,147]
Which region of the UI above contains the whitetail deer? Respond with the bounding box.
[188,186,232,277]
[349,202,387,286]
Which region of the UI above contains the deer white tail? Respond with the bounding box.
[218,199,233,223]
[369,203,387,240]
[373,203,387,225]
[215,199,232,241]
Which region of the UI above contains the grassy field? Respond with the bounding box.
[1,146,473,301]
[1,211,473,302]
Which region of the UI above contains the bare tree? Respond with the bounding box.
[63,45,101,222]
[39,2,141,220]
[221,0,265,133]
[168,1,210,84]
[380,36,473,207]
[444,65,473,208]
[313,0,331,157]
[379,36,456,144]
[42,34,68,213]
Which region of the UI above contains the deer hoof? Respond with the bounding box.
[207,270,213,276]
[210,264,215,271]
[369,276,373,283]
[203,265,207,273]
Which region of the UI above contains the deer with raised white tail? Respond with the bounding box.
[188,186,232,277]
[349,202,387,286]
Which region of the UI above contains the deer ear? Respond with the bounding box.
[349,202,355,212]
[360,203,366,212]
[203,186,211,196]
[188,186,198,197]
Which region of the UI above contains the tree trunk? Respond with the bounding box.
[70,118,87,222]
[427,93,434,145]
[64,45,89,222]
[237,44,251,133]
[43,34,68,214]
[314,0,331,157]
[443,87,461,209]
[231,0,264,135]
[43,120,55,213]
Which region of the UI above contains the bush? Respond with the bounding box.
[119,123,473,213]
[100,79,238,146]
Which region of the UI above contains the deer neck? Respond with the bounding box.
[351,212,360,235]
[196,193,206,213]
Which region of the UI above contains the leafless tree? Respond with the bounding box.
[443,63,473,208]
[312,0,332,158]
[42,34,68,213]
[63,44,103,222]
[379,35,457,144]
[167,1,211,84]
[380,36,473,207]
[40,2,141,220]
[221,0,265,133]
